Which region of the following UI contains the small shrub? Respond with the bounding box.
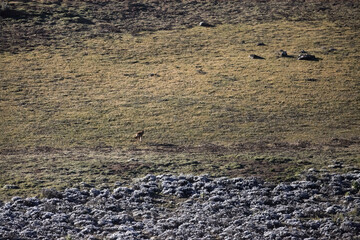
[351,180,360,193]
[65,235,73,240]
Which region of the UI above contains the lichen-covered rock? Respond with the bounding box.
[0,172,359,239]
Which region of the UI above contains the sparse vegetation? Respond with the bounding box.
[351,180,360,193]
[0,0,359,200]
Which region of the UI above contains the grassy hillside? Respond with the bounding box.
[1,0,359,200]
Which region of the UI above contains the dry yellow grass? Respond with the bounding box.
[1,18,359,200]
[1,21,359,149]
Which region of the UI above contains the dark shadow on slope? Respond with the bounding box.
[0,9,29,19]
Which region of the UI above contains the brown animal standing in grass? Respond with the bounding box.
[135,130,144,142]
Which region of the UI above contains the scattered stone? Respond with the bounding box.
[298,53,317,61]
[114,181,123,187]
[249,54,264,59]
[328,162,343,169]
[196,69,206,74]
[148,73,159,77]
[278,49,288,57]
[257,42,266,46]
[128,158,139,162]
[322,47,337,53]
[199,22,215,27]
[325,205,341,214]
[3,184,19,189]
[80,182,93,188]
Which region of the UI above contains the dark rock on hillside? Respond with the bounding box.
[298,53,317,61]
[249,54,265,59]
[278,49,288,57]
[3,184,19,189]
[199,22,215,27]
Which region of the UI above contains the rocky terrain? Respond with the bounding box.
[1,171,359,239]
